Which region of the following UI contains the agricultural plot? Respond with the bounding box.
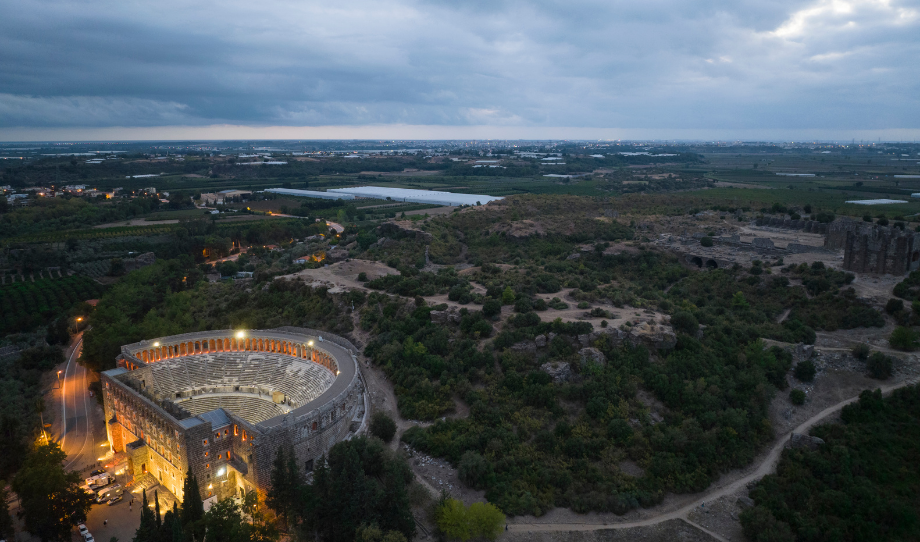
[0,275,105,334]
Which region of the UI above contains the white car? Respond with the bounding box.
[78,524,89,537]
[85,537,95,542]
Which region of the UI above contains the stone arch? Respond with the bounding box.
[705,259,718,269]
[209,339,216,351]
[691,256,703,268]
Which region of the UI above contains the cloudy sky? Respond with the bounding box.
[1,0,918,140]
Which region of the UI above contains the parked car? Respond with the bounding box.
[107,494,124,505]
[78,524,89,537]
[89,469,106,476]
[84,536,95,542]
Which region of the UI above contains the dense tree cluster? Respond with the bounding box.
[743,386,920,542]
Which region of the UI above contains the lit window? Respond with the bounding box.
[227,451,232,460]
[202,439,208,446]
[204,451,209,458]
[206,463,210,469]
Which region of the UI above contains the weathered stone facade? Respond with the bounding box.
[842,225,920,275]
[101,328,364,505]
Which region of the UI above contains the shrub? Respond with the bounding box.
[886,298,905,314]
[670,311,699,335]
[357,272,368,282]
[889,326,919,351]
[458,451,492,489]
[501,286,515,305]
[700,236,713,247]
[790,389,806,405]
[867,352,893,379]
[740,506,794,542]
[369,412,397,443]
[482,298,502,317]
[794,360,816,382]
[851,343,870,360]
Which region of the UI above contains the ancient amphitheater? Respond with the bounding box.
[101,327,365,504]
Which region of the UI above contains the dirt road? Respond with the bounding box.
[506,378,916,534]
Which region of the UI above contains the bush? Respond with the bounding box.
[867,352,893,379]
[740,506,794,542]
[357,272,368,282]
[851,343,870,360]
[886,298,905,314]
[436,498,505,542]
[790,389,806,405]
[700,236,713,247]
[670,311,699,335]
[794,360,816,382]
[369,412,397,443]
[482,298,502,317]
[889,326,919,351]
[458,451,492,489]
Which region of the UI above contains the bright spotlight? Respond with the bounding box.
[218,467,226,476]
[307,340,314,347]
[236,331,245,339]
[153,342,160,347]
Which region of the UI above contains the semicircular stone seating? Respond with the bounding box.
[149,351,336,424]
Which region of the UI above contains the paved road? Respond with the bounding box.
[56,335,99,471]
[507,378,916,535]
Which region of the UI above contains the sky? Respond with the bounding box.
[1,0,919,141]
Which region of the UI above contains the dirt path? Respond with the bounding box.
[506,377,916,534]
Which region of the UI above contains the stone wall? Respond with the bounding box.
[826,219,862,250]
[754,217,829,234]
[843,225,920,275]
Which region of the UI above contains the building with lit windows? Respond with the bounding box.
[101,327,365,504]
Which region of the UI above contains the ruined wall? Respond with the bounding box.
[842,224,920,275]
[754,217,829,235]
[826,219,862,250]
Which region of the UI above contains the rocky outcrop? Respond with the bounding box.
[535,334,548,348]
[628,323,677,350]
[541,362,573,383]
[430,309,461,325]
[511,341,537,354]
[578,347,606,367]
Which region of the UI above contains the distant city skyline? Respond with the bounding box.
[1,0,918,141]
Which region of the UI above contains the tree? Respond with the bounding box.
[202,498,247,542]
[370,412,397,443]
[467,502,505,541]
[740,506,794,542]
[852,343,870,360]
[435,498,505,541]
[700,236,713,247]
[889,326,918,351]
[867,351,893,379]
[11,441,94,542]
[501,286,515,305]
[133,490,157,542]
[670,311,699,335]
[266,447,290,523]
[789,389,806,405]
[0,483,14,541]
[794,360,816,382]
[436,498,471,541]
[482,298,501,317]
[179,465,204,531]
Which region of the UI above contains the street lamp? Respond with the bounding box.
[56,370,62,389]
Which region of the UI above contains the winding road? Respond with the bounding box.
[55,334,100,471]
[506,378,917,536]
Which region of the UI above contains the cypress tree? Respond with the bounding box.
[266,447,289,521]
[180,466,204,527]
[170,501,183,542]
[154,490,162,530]
[133,490,157,542]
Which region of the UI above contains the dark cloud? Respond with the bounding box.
[0,0,918,133]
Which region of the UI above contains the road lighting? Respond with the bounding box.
[55,370,62,389]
